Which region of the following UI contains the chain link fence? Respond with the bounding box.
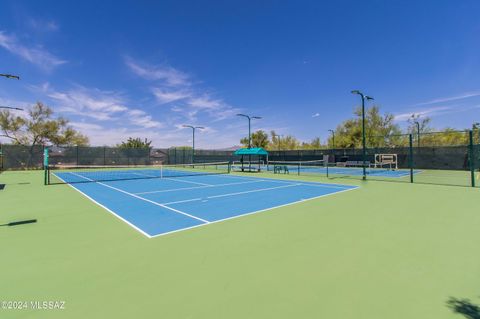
[0,145,170,169]
[1,131,478,188]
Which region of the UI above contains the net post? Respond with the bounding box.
[325,155,329,178]
[409,134,414,183]
[43,147,49,185]
[469,130,475,187]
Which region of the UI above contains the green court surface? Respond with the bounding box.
[1,170,479,319]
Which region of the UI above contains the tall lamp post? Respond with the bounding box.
[351,90,374,180]
[0,106,23,111]
[182,125,204,164]
[276,134,284,151]
[413,119,421,147]
[0,74,20,80]
[237,113,262,171]
[1,73,22,110]
[236,114,262,148]
[328,129,335,149]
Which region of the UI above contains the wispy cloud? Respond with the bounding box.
[151,88,191,104]
[416,91,480,106]
[127,109,163,128]
[32,83,162,128]
[126,56,241,122]
[0,31,66,70]
[312,113,320,118]
[394,105,462,121]
[124,56,189,86]
[28,18,59,32]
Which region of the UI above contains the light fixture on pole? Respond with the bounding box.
[328,129,335,149]
[351,90,374,180]
[182,125,204,164]
[236,114,262,148]
[237,114,262,171]
[0,106,23,111]
[0,74,20,80]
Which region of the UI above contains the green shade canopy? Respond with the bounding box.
[234,147,268,156]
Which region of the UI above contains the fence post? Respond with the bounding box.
[409,134,414,183]
[469,130,475,187]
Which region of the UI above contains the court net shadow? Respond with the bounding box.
[447,297,480,319]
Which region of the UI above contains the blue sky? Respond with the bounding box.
[1,0,479,148]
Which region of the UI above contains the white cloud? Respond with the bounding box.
[187,95,223,109]
[124,56,189,86]
[151,88,190,104]
[69,122,104,131]
[128,109,163,128]
[125,56,242,122]
[394,105,459,121]
[0,31,66,70]
[28,18,59,32]
[46,86,128,120]
[312,113,320,118]
[33,83,163,129]
[416,91,480,106]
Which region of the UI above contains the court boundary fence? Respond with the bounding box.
[1,130,478,187]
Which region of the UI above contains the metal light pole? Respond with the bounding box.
[277,134,284,151]
[351,90,374,180]
[236,114,262,148]
[182,125,204,164]
[473,122,480,144]
[328,129,335,149]
[1,74,22,110]
[237,114,262,171]
[0,106,23,110]
[414,120,421,147]
[0,74,20,80]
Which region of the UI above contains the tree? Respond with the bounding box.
[118,137,152,149]
[333,105,403,148]
[0,102,88,146]
[417,128,469,146]
[472,122,480,145]
[301,137,323,150]
[407,114,432,135]
[268,130,302,150]
[240,130,269,148]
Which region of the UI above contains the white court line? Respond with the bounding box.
[160,183,301,205]
[163,177,212,186]
[53,172,153,238]
[55,171,359,239]
[67,172,210,224]
[135,179,267,195]
[150,186,359,238]
[215,174,354,189]
[206,183,301,199]
[162,198,203,205]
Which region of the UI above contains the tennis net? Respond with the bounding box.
[266,159,326,174]
[45,162,231,184]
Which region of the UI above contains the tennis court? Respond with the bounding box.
[234,159,421,178]
[51,165,357,237]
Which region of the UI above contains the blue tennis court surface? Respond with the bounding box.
[264,165,419,178]
[58,173,358,237]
